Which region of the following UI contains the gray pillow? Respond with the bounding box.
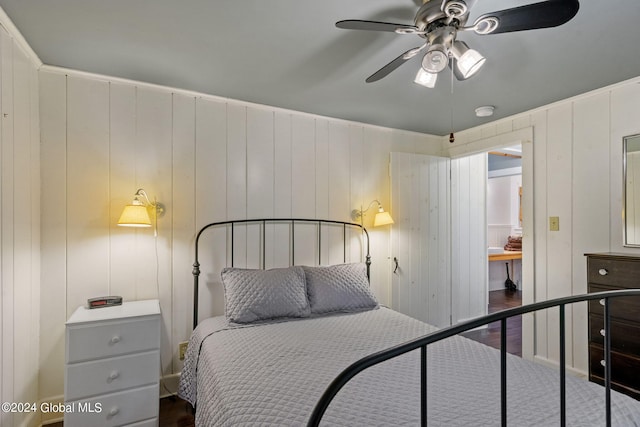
[221,266,310,323]
[302,263,378,314]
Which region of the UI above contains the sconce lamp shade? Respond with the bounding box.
[373,210,394,227]
[117,203,152,227]
[352,199,394,227]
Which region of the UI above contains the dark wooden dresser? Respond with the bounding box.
[586,252,640,400]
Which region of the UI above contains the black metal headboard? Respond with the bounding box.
[192,218,370,329]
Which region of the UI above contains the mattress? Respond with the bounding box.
[179,307,640,426]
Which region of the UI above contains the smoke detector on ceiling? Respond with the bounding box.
[475,105,495,117]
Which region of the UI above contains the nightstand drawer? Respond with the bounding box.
[65,350,159,400]
[67,316,160,363]
[64,384,158,427]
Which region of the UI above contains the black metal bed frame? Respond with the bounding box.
[307,288,640,427]
[190,218,640,427]
[192,218,370,330]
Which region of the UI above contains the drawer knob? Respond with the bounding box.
[600,360,606,367]
[599,299,605,306]
[108,406,119,417]
[109,335,121,344]
[598,268,609,276]
[600,329,606,337]
[107,370,120,382]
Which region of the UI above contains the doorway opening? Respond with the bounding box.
[487,144,522,355]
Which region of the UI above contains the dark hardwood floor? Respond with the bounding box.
[52,291,522,427]
[462,289,523,357]
[159,396,195,427]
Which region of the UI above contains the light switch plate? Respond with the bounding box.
[549,216,559,231]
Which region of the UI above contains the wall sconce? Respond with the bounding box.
[351,200,394,227]
[117,189,164,229]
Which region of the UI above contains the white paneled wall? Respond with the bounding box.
[38,66,444,403]
[0,27,40,427]
[446,76,640,374]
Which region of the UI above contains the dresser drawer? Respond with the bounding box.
[64,383,158,427]
[589,313,640,355]
[67,316,160,363]
[589,343,640,392]
[588,257,640,288]
[65,350,159,400]
[588,284,640,323]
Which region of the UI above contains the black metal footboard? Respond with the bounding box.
[307,289,640,427]
[192,218,370,330]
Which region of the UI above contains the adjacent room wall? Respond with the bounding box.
[37,66,444,405]
[0,24,41,427]
[445,76,640,374]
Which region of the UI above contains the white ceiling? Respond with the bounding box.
[1,0,639,135]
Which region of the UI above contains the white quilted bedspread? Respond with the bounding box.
[179,307,640,426]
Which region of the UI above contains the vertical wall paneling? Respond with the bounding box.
[291,115,316,265]
[0,27,15,425]
[227,103,248,268]
[571,92,611,371]
[194,97,227,321]
[451,153,487,323]
[39,70,67,403]
[544,103,573,363]
[134,86,173,299]
[65,75,110,311]
[530,111,549,360]
[349,125,364,262]
[109,83,138,301]
[171,93,196,372]
[327,122,350,265]
[520,137,535,360]
[0,26,40,426]
[391,152,451,326]
[363,126,393,304]
[315,119,330,264]
[28,46,41,419]
[273,111,292,267]
[12,42,33,425]
[246,106,274,268]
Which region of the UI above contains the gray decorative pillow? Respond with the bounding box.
[221,266,310,324]
[302,263,378,314]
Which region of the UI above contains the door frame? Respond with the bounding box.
[448,127,535,360]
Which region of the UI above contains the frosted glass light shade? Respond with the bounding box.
[117,204,152,227]
[451,41,485,79]
[422,45,448,73]
[414,68,438,88]
[373,211,394,227]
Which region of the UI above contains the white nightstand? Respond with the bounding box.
[64,299,161,427]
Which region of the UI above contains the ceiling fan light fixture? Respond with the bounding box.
[422,44,448,73]
[414,68,438,88]
[451,40,485,79]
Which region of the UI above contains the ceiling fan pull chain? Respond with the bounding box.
[449,56,455,143]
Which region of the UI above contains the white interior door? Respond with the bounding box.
[451,153,488,323]
[390,152,451,327]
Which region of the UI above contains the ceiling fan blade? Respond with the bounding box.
[474,0,579,35]
[366,47,421,83]
[336,19,420,34]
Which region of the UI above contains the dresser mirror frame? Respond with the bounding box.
[623,133,640,247]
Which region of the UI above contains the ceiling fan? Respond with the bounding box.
[336,0,579,88]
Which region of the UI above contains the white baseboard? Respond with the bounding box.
[39,395,64,426]
[160,372,182,398]
[533,355,587,379]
